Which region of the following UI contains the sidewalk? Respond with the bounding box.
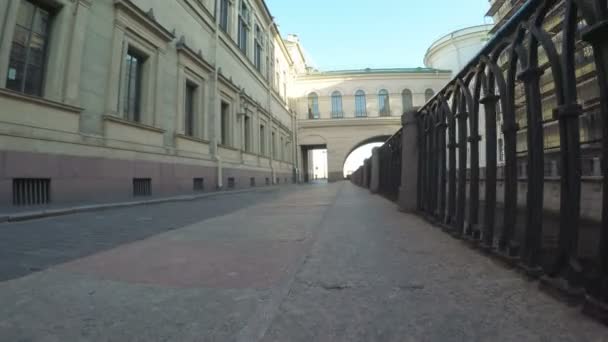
[0,182,606,341]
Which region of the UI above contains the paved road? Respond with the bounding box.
[0,182,606,341]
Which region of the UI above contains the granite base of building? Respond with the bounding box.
[0,150,293,208]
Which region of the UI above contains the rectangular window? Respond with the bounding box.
[219,0,229,32]
[272,131,276,159]
[123,49,146,122]
[254,24,263,72]
[220,101,230,146]
[185,82,197,136]
[244,116,251,152]
[280,137,284,160]
[6,1,52,96]
[260,124,266,155]
[238,1,250,53]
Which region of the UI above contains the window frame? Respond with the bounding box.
[123,47,146,123]
[219,0,230,32]
[355,90,367,117]
[6,0,53,97]
[378,89,390,116]
[330,91,343,118]
[237,0,250,54]
[402,89,413,113]
[425,88,435,102]
[184,81,198,137]
[220,100,232,146]
[308,92,319,119]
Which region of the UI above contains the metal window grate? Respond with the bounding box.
[227,177,235,189]
[133,178,151,196]
[193,178,204,191]
[12,178,51,206]
[265,177,270,186]
[250,177,256,187]
[276,177,280,184]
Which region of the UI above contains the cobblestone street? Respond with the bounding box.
[0,182,607,341]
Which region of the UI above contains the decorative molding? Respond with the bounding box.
[103,114,165,133]
[176,36,214,73]
[174,133,210,145]
[0,88,83,113]
[298,117,401,129]
[114,0,175,44]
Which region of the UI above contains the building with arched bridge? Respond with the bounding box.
[0,0,489,207]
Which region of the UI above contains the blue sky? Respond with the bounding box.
[266,0,493,70]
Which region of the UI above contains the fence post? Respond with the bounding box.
[398,110,419,212]
[370,147,380,193]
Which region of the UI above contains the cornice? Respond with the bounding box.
[298,117,402,129]
[114,0,175,43]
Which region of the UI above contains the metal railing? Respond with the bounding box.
[351,0,608,323]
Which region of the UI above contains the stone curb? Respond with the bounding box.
[1,186,285,224]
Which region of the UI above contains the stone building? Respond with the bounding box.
[294,68,452,182]
[0,0,492,207]
[0,0,300,206]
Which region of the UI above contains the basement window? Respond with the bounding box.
[193,178,204,191]
[12,178,51,206]
[133,178,151,196]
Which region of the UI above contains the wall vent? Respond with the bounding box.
[12,178,51,206]
[193,178,204,191]
[133,178,152,196]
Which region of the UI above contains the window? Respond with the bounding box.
[283,71,287,100]
[6,1,52,96]
[402,89,413,112]
[280,136,284,160]
[220,101,230,145]
[219,0,229,32]
[425,88,435,102]
[260,124,266,155]
[331,91,343,118]
[272,131,276,159]
[254,24,264,72]
[238,1,250,53]
[244,116,251,152]
[355,90,366,117]
[308,92,319,119]
[123,49,146,122]
[378,89,390,116]
[184,82,197,136]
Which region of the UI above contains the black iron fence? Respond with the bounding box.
[351,0,608,324]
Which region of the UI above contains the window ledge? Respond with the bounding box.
[175,133,210,144]
[242,150,259,157]
[0,88,82,113]
[103,114,165,133]
[218,144,240,151]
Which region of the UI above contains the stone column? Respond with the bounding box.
[369,147,380,194]
[398,110,419,212]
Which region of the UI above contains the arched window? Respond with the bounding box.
[355,90,367,117]
[378,89,390,116]
[308,92,319,119]
[425,88,435,102]
[331,91,343,118]
[401,89,413,113]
